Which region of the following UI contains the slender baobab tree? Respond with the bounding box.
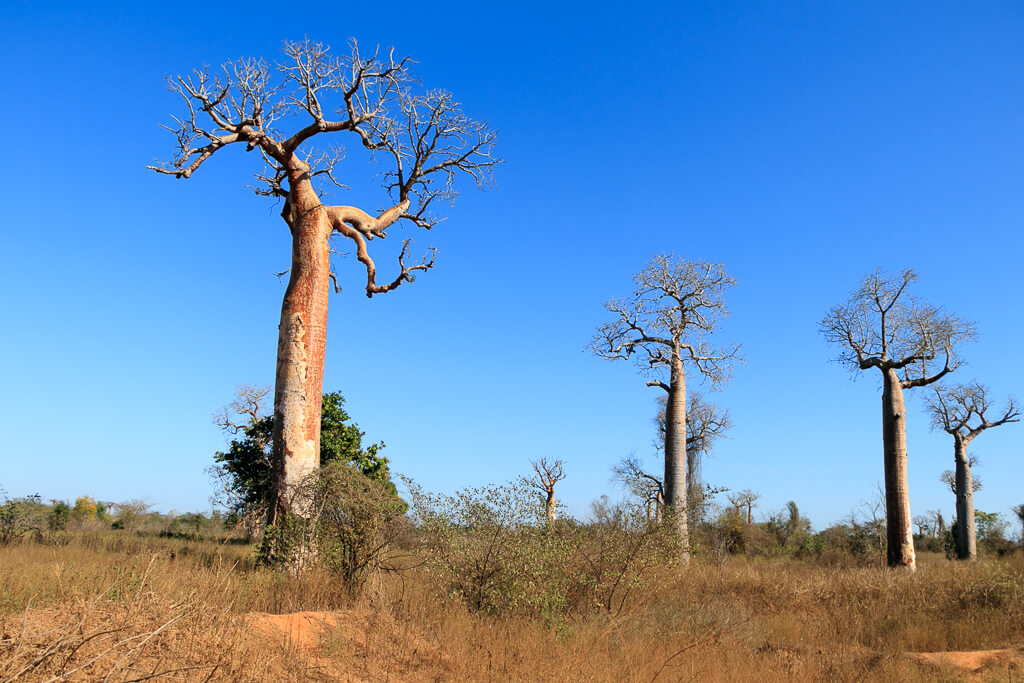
[591,256,741,560]
[926,382,1018,560]
[821,268,974,570]
[528,458,566,525]
[655,391,731,524]
[611,454,664,523]
[727,489,760,524]
[149,40,498,525]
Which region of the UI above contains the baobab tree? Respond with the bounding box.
[655,391,731,524]
[727,489,760,524]
[591,256,741,559]
[149,40,498,525]
[821,268,974,570]
[926,382,1018,560]
[611,454,664,523]
[912,514,931,537]
[528,458,566,525]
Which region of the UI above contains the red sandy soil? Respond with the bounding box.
[908,646,1024,674]
[245,609,450,681]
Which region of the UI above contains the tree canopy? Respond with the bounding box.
[211,391,392,518]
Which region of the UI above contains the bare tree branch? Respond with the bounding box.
[588,256,742,386]
[821,268,975,381]
[927,382,1019,445]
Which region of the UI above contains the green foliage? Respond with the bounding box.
[0,492,46,545]
[405,478,678,622]
[256,463,408,590]
[168,513,208,539]
[48,501,71,531]
[212,391,395,518]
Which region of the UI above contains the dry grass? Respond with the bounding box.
[2,533,1023,681]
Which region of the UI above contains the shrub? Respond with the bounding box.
[258,463,408,591]
[405,478,677,621]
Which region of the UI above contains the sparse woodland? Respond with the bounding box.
[3,37,1024,682]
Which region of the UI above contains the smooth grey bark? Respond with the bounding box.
[953,439,977,560]
[821,269,974,571]
[591,257,740,563]
[881,369,915,569]
[662,351,689,560]
[927,382,1018,562]
[544,492,557,526]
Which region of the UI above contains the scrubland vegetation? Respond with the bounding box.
[2,488,1024,681]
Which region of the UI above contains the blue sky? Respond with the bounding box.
[1,1,1022,532]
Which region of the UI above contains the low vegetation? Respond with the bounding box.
[2,487,1023,681]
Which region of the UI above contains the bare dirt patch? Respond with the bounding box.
[908,646,1024,675]
[245,609,450,681]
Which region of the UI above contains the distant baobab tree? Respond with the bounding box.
[727,489,760,525]
[149,39,498,528]
[912,514,931,537]
[926,382,1018,560]
[591,256,741,560]
[611,454,664,523]
[527,458,566,525]
[821,269,974,570]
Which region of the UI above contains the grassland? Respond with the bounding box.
[2,531,1023,681]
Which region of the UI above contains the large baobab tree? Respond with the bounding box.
[655,391,731,524]
[149,40,497,524]
[821,268,974,570]
[926,382,1018,560]
[591,256,741,560]
[527,458,566,525]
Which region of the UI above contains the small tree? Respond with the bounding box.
[527,458,566,525]
[821,268,974,570]
[926,382,1018,560]
[115,500,154,532]
[591,256,740,560]
[70,496,99,526]
[611,454,664,523]
[210,387,391,526]
[726,489,760,525]
[150,39,498,526]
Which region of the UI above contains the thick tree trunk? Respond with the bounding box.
[663,351,689,561]
[954,439,977,560]
[545,490,556,526]
[881,368,916,570]
[270,180,331,523]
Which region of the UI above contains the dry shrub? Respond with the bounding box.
[405,480,677,621]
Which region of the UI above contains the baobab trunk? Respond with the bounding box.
[954,439,978,560]
[545,491,556,525]
[663,351,690,561]
[270,178,331,523]
[882,369,916,570]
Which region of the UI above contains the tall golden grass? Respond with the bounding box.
[2,532,1022,681]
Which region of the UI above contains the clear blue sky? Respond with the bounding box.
[1,1,1022,531]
